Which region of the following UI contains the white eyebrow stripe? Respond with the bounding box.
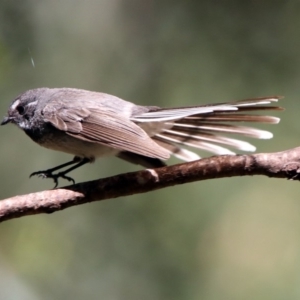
[11,99,20,110]
[27,101,38,107]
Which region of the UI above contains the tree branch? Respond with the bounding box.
[1,147,300,223]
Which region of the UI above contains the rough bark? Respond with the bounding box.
[1,147,300,223]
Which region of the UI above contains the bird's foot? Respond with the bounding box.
[30,170,75,188]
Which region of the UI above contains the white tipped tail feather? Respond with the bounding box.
[133,96,283,161]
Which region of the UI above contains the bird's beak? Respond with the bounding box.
[1,116,12,125]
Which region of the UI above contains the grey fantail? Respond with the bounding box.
[1,88,283,186]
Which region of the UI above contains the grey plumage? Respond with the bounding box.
[1,87,283,185]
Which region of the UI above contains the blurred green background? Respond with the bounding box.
[1,1,300,299]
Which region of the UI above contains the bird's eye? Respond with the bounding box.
[16,105,25,115]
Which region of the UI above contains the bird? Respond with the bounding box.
[1,88,283,187]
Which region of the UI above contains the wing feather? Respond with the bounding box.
[43,106,169,160]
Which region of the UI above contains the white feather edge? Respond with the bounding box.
[172,148,201,161]
[131,98,279,123]
[162,129,256,152]
[131,105,238,122]
[234,98,279,107]
[155,134,237,155]
[168,123,274,139]
[157,143,201,161]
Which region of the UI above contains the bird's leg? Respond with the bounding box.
[30,156,91,187]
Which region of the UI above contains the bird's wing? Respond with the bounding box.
[42,106,170,160]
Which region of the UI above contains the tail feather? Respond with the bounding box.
[161,129,256,151]
[183,114,279,123]
[153,137,201,161]
[155,133,236,155]
[223,106,282,111]
[169,123,273,139]
[133,96,283,161]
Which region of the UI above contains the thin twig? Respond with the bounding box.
[1,147,300,223]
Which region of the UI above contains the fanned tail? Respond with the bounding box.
[134,96,283,161]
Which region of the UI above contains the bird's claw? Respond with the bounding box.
[30,170,76,188]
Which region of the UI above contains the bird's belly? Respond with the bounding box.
[32,130,119,159]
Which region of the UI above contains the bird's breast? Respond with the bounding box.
[26,126,118,159]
